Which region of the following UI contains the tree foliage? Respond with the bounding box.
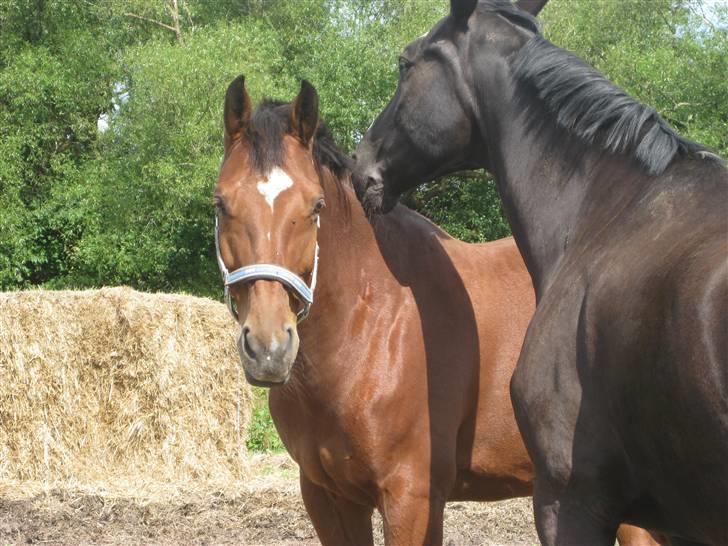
[0,0,725,295]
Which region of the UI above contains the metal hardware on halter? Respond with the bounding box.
[215,215,320,323]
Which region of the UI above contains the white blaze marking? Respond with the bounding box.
[257,167,293,212]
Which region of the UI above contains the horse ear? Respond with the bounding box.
[291,80,319,147]
[514,0,549,16]
[450,0,477,22]
[223,74,252,150]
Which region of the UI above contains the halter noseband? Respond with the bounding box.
[215,215,319,323]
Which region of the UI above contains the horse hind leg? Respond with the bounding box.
[299,473,374,546]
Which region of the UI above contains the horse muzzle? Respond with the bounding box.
[353,167,399,216]
[237,323,299,387]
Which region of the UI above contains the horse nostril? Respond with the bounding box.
[285,327,294,349]
[243,327,257,359]
[351,152,358,161]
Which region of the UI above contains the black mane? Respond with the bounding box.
[511,36,717,175]
[246,100,352,181]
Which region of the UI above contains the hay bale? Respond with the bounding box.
[0,287,251,484]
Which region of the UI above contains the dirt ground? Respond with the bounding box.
[0,454,538,546]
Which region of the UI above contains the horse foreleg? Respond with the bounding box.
[533,479,618,546]
[299,473,374,546]
[378,480,447,546]
[617,524,669,546]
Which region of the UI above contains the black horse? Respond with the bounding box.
[353,0,728,544]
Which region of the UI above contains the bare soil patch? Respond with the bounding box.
[0,455,537,545]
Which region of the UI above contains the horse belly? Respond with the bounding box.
[450,469,532,501]
[452,387,535,501]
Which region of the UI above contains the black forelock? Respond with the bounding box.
[246,100,289,174]
[512,36,717,175]
[246,100,352,181]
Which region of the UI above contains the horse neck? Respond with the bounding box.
[296,168,376,369]
[475,61,641,297]
[315,168,375,278]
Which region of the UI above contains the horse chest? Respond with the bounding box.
[302,435,378,505]
[271,394,378,501]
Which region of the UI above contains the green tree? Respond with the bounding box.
[0,0,725,292]
[0,1,116,287]
[64,21,292,294]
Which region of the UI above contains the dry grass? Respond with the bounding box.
[0,287,252,486]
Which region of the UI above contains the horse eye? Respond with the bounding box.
[214,196,227,215]
[313,199,325,215]
[398,57,412,73]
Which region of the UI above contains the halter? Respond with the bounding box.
[215,215,320,323]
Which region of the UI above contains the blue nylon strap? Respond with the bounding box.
[215,214,318,322]
[224,264,313,305]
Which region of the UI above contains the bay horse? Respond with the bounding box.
[352,0,728,544]
[214,76,660,545]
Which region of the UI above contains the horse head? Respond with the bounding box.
[214,76,325,386]
[353,0,547,214]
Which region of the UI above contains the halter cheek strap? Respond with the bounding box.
[215,215,319,323]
